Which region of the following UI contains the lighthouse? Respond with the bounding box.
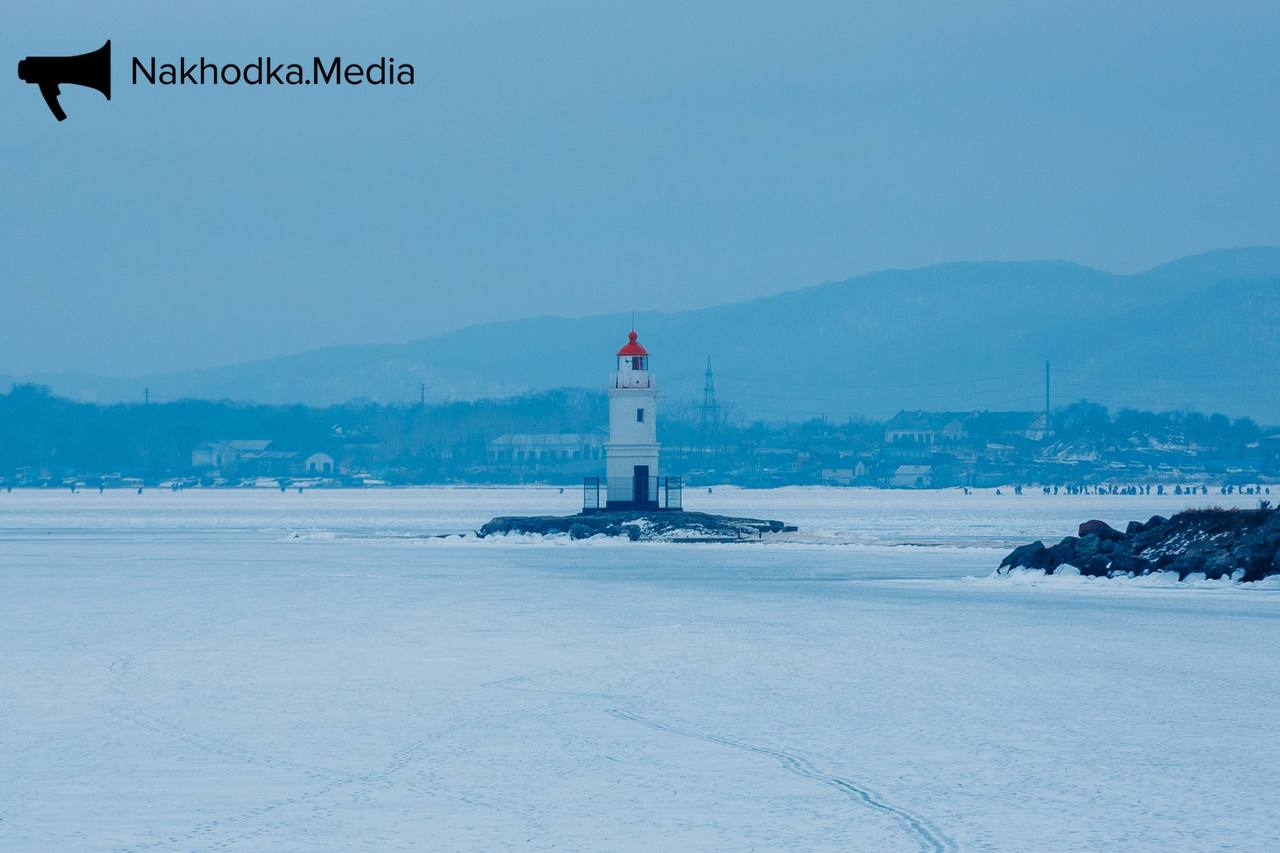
[605,330,662,509]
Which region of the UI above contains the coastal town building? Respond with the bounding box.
[191,439,273,469]
[890,464,935,488]
[884,412,969,445]
[305,452,336,475]
[191,440,336,479]
[884,410,1049,445]
[486,433,604,464]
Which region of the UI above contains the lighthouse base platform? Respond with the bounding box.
[583,475,681,513]
[590,500,668,513]
[477,511,796,542]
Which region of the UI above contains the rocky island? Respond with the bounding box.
[999,505,1280,581]
[478,511,796,542]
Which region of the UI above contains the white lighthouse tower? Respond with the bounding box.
[606,330,661,509]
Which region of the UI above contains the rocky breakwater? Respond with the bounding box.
[998,505,1280,581]
[478,511,795,542]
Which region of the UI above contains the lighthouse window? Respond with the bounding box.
[636,408,645,423]
[631,356,645,370]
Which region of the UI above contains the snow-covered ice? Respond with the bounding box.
[2,487,1279,851]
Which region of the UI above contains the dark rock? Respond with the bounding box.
[1077,534,1118,558]
[1078,519,1122,540]
[1073,535,1103,559]
[478,510,792,541]
[1169,552,1206,581]
[1106,553,1140,575]
[1201,552,1237,581]
[1000,540,1046,570]
[1073,555,1109,577]
[1043,537,1080,572]
[1232,544,1270,576]
[1000,507,1280,583]
[1243,551,1280,583]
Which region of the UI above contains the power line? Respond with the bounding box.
[702,370,1042,391]
[689,384,1039,404]
[1049,365,1272,382]
[660,361,1280,422]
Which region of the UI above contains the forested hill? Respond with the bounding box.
[16,246,1280,420]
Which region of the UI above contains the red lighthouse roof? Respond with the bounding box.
[617,330,649,356]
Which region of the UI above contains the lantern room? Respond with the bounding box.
[614,331,652,388]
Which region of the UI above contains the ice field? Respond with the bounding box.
[3,486,1280,851]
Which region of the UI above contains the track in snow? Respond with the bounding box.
[488,672,954,852]
[607,708,956,853]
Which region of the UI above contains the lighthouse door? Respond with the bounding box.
[633,465,650,506]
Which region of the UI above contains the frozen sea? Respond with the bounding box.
[3,486,1279,852]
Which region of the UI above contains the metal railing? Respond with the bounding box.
[583,475,682,511]
[657,475,683,510]
[583,476,602,510]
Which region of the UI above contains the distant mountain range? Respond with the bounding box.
[8,246,1280,421]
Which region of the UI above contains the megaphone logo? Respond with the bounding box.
[17,39,111,121]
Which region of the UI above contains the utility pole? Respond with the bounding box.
[1044,360,1050,436]
[142,387,151,475]
[699,357,719,435]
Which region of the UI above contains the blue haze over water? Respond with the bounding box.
[1,1,1277,382]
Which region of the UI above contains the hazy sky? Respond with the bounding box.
[2,1,1277,376]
